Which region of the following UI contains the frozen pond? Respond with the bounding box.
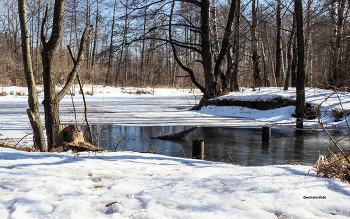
[89,125,350,166]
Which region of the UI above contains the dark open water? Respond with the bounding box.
[87,125,350,166]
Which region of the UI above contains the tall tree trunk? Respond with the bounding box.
[265,24,276,87]
[284,15,296,91]
[329,0,346,87]
[85,0,91,82]
[251,0,261,87]
[18,0,47,152]
[107,0,117,86]
[304,0,312,86]
[275,0,282,87]
[295,0,306,128]
[229,0,240,92]
[201,0,215,98]
[210,0,219,62]
[124,0,129,86]
[91,0,100,91]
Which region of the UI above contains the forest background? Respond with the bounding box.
[1,0,349,91]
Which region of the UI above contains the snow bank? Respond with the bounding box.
[1,147,349,218]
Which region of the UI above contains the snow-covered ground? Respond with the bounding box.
[1,86,350,218]
[1,147,350,219]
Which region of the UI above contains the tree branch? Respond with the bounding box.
[169,0,206,94]
[55,25,93,103]
[40,3,48,46]
[214,0,237,79]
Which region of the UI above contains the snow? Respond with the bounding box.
[1,86,350,218]
[1,147,350,218]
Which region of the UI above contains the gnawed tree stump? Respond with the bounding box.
[52,125,101,151]
[151,127,198,140]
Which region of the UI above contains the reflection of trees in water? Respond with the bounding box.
[293,129,305,162]
[82,126,349,166]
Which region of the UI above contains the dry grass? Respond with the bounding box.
[15,91,26,96]
[85,91,94,96]
[314,152,350,183]
[0,91,7,96]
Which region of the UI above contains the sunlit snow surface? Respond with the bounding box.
[1,86,350,218]
[1,147,350,218]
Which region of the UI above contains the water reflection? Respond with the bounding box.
[293,129,304,162]
[85,125,350,166]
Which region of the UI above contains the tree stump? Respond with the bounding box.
[52,125,85,148]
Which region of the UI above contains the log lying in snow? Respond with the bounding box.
[151,127,198,140]
[61,141,104,152]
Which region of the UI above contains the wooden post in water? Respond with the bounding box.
[262,126,271,142]
[192,139,204,160]
[296,113,303,129]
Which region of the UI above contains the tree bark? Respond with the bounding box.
[304,0,312,86]
[107,0,117,86]
[18,0,47,151]
[275,0,282,87]
[328,0,347,87]
[283,16,296,91]
[251,0,261,87]
[295,0,306,128]
[230,0,240,92]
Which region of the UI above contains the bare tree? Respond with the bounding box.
[169,0,238,99]
[18,0,46,151]
[275,0,282,87]
[41,1,93,150]
[329,0,347,88]
[295,0,305,128]
[106,0,117,86]
[251,0,261,88]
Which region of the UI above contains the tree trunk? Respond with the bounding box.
[230,0,240,92]
[265,24,276,87]
[304,0,312,86]
[18,0,47,152]
[283,16,295,91]
[329,0,346,87]
[201,0,215,98]
[107,0,117,86]
[251,0,261,87]
[295,0,306,128]
[275,0,282,87]
[210,0,219,62]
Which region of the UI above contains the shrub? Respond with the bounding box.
[314,153,350,183]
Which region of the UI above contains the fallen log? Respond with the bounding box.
[61,141,104,152]
[151,127,198,140]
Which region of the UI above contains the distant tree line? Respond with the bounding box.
[0,0,349,91]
